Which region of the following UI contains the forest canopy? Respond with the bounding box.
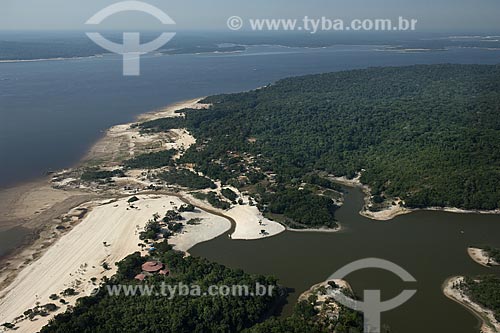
[176,64,500,210]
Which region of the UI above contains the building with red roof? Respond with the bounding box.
[141,261,164,273]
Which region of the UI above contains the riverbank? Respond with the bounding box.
[443,276,500,333]
[0,179,98,293]
[330,175,500,221]
[468,247,500,267]
[0,194,231,332]
[0,98,284,332]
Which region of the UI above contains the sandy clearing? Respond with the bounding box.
[0,194,229,333]
[168,211,231,252]
[443,276,500,333]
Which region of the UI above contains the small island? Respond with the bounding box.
[468,246,500,267]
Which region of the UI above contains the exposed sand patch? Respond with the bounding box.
[0,194,230,332]
[168,210,231,252]
[443,276,500,333]
[0,179,87,230]
[82,98,208,167]
[331,174,410,221]
[226,204,285,240]
[299,279,352,302]
[468,247,500,267]
[181,190,285,240]
[136,98,211,122]
[360,200,410,221]
[298,279,354,326]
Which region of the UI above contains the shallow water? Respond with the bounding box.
[191,187,500,333]
[0,226,30,258]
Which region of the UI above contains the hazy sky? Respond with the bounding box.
[1,0,499,32]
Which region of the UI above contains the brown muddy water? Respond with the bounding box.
[191,186,500,333]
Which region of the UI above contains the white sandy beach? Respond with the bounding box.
[468,247,500,267]
[0,195,230,333]
[226,203,285,240]
[182,190,285,240]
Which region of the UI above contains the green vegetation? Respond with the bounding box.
[193,191,232,210]
[81,168,124,182]
[480,246,500,264]
[158,169,216,189]
[61,288,77,297]
[246,298,363,333]
[458,275,500,321]
[303,174,342,192]
[174,64,500,211]
[187,218,202,225]
[41,239,364,333]
[127,196,139,204]
[260,188,338,229]
[40,244,283,332]
[221,188,238,202]
[124,150,175,169]
[178,204,195,212]
[139,220,162,241]
[135,117,185,134]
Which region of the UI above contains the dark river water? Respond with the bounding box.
[1,41,500,332]
[192,186,500,333]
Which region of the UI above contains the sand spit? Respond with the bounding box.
[83,98,208,166]
[468,247,500,267]
[443,276,500,333]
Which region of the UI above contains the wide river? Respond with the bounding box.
[192,186,500,333]
[1,40,500,332]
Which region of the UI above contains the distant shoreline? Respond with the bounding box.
[0,54,105,64]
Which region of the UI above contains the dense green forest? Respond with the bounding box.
[158,169,217,190]
[81,168,124,182]
[459,275,500,321]
[480,246,500,264]
[39,240,362,332]
[260,188,338,229]
[174,64,500,210]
